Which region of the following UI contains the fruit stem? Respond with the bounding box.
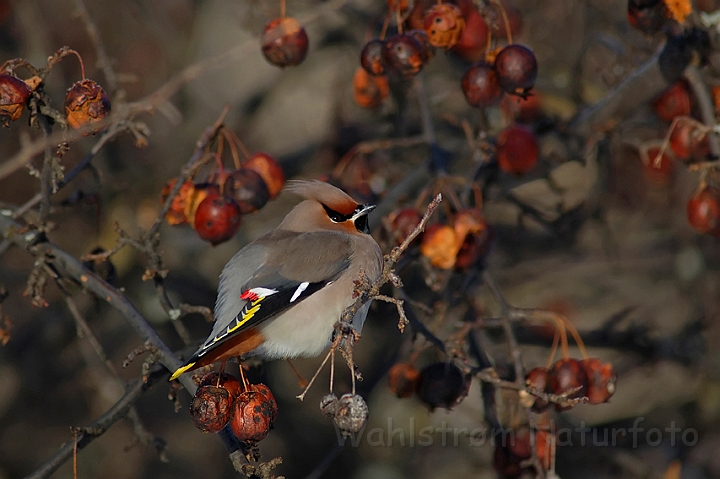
[380,12,391,40]
[221,129,244,169]
[545,326,560,370]
[67,48,86,80]
[495,0,513,45]
[228,129,253,162]
[396,6,403,34]
[280,0,286,19]
[560,315,589,360]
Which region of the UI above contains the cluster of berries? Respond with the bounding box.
[190,372,278,444]
[163,136,285,245]
[0,51,110,130]
[388,361,470,411]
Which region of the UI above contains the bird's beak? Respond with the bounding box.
[352,204,375,234]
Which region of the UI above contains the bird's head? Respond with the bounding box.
[280,180,376,234]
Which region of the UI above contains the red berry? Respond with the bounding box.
[242,152,285,199]
[190,385,233,433]
[224,167,270,214]
[687,186,720,234]
[581,358,617,405]
[388,362,420,398]
[549,358,588,409]
[494,44,538,97]
[193,193,242,245]
[496,124,538,175]
[641,146,675,184]
[501,92,542,123]
[249,383,278,422]
[415,362,470,410]
[390,207,423,245]
[628,0,668,34]
[261,17,309,67]
[462,62,503,108]
[65,79,111,131]
[423,3,465,49]
[669,121,708,161]
[652,81,692,122]
[360,39,386,76]
[0,73,31,124]
[161,178,195,226]
[382,33,425,80]
[449,4,488,63]
[353,67,389,109]
[230,390,275,443]
[525,367,551,412]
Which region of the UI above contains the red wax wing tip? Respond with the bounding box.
[240,290,260,301]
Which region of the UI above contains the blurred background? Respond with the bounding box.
[1,0,719,478]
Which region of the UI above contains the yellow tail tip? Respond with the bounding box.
[169,362,195,381]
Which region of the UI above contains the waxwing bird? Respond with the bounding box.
[170,180,383,380]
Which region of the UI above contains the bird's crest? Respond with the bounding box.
[285,180,358,215]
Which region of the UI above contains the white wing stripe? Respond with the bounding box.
[290,282,309,302]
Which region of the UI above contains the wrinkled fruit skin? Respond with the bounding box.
[525,367,551,412]
[65,79,111,130]
[224,167,270,214]
[261,17,309,67]
[496,124,538,175]
[388,362,420,398]
[407,29,435,63]
[190,385,234,433]
[242,152,285,199]
[420,223,458,269]
[462,62,503,108]
[494,44,538,97]
[549,358,588,410]
[162,178,195,225]
[193,193,242,245]
[0,74,31,123]
[230,390,275,443]
[423,3,465,49]
[687,186,720,235]
[582,358,617,405]
[415,362,469,410]
[333,393,368,436]
[353,67,390,109]
[382,34,425,80]
[198,371,244,400]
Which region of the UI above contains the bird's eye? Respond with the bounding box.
[322,204,346,223]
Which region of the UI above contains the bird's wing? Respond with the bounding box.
[198,230,353,359]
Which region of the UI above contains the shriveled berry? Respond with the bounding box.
[652,81,692,122]
[496,124,538,175]
[390,207,423,245]
[525,367,551,412]
[388,362,420,398]
[320,393,338,417]
[415,362,470,410]
[535,429,553,470]
[494,44,538,97]
[549,358,588,409]
[193,193,242,245]
[230,390,275,443]
[360,39,386,76]
[161,178,195,225]
[333,393,368,436]
[353,67,389,109]
[424,3,465,49]
[455,227,493,269]
[581,358,617,405]
[242,152,285,199]
[65,79,111,131]
[190,385,233,433]
[0,74,31,124]
[261,17,309,67]
[420,223,459,269]
[249,383,278,422]
[687,186,720,234]
[462,62,503,108]
[382,33,425,80]
[224,167,270,214]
